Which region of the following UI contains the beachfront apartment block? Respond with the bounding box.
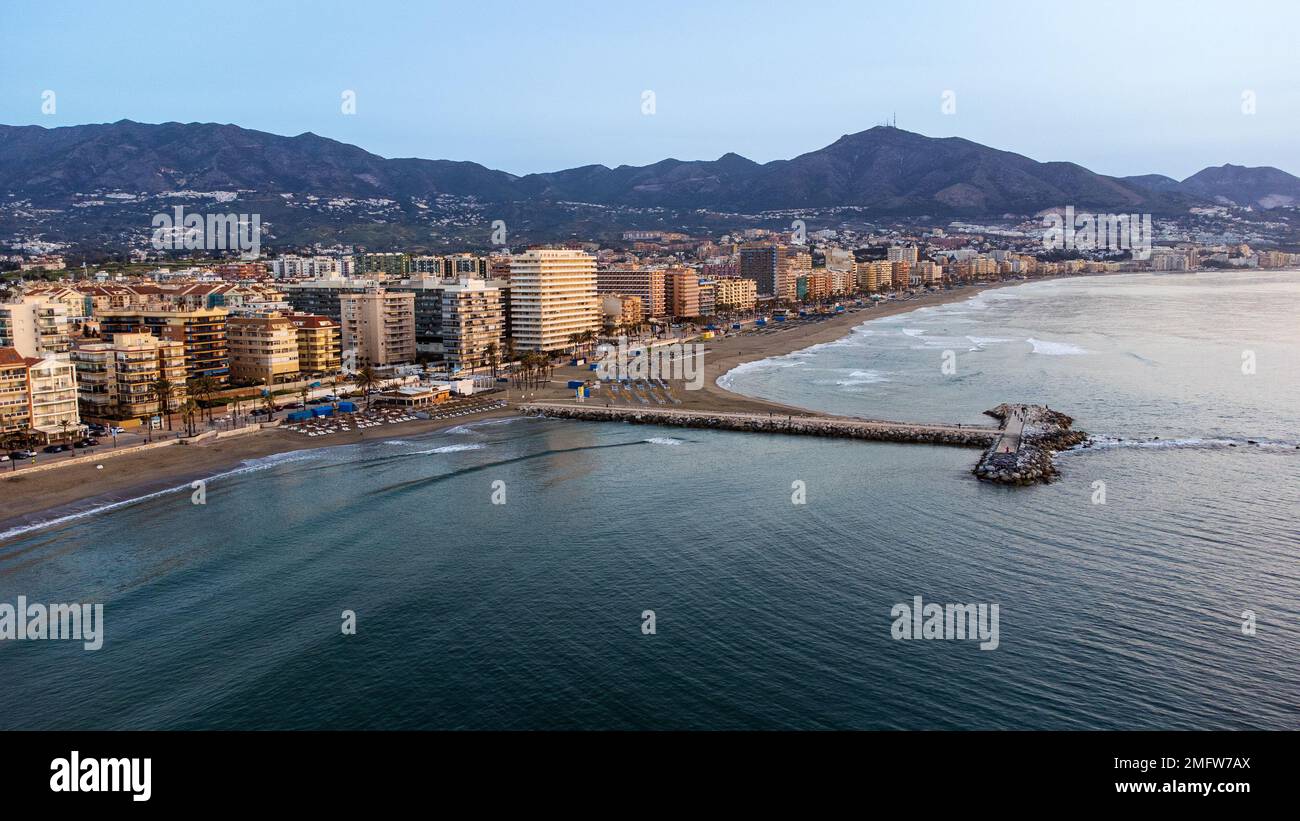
[855,260,894,293]
[508,249,599,353]
[437,278,507,372]
[0,297,74,358]
[596,266,667,318]
[72,332,188,422]
[26,355,81,442]
[0,347,33,436]
[665,269,701,318]
[697,280,716,317]
[914,260,943,286]
[97,307,230,384]
[287,314,343,376]
[778,248,812,302]
[738,244,781,297]
[339,289,416,368]
[713,276,757,311]
[227,313,301,385]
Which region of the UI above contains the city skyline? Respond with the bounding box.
[3,0,1298,179]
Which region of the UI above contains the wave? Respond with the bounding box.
[644,437,686,446]
[443,416,527,436]
[1062,436,1299,454]
[0,449,324,543]
[414,443,486,454]
[967,336,1014,348]
[1027,338,1088,356]
[832,369,890,387]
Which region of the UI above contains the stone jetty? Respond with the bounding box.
[518,401,1085,486]
[517,402,998,448]
[972,404,1088,485]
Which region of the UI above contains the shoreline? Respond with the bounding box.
[698,282,1016,411]
[0,280,1035,539]
[0,408,515,542]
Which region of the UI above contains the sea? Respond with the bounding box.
[1,270,1296,729]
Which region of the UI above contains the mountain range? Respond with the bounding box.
[2,120,1298,252]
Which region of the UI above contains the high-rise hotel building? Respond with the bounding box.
[339,289,416,368]
[509,250,598,352]
[738,244,780,297]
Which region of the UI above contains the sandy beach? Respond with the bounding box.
[0,282,998,537]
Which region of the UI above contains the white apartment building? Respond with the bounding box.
[0,297,73,358]
[509,250,599,352]
[27,355,81,441]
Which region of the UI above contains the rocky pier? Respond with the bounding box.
[518,401,1085,486]
[972,403,1088,485]
[517,402,999,447]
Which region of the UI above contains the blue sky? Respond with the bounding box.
[3,0,1297,178]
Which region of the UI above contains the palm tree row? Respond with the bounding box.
[509,351,555,390]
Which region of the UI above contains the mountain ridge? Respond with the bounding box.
[2,120,1297,251]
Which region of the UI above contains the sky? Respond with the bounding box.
[2,0,1298,179]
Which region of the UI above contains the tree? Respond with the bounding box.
[189,376,219,423]
[356,366,379,409]
[181,399,200,437]
[485,342,499,378]
[150,378,175,430]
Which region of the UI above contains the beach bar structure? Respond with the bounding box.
[376,384,450,408]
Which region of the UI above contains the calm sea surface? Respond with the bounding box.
[1,270,1297,729]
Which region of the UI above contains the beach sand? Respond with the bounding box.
[0,282,999,536]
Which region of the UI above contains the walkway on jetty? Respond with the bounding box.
[517,402,1000,448]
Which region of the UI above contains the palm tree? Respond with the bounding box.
[355,365,379,410]
[189,376,219,423]
[485,342,499,378]
[150,378,175,430]
[181,399,200,437]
